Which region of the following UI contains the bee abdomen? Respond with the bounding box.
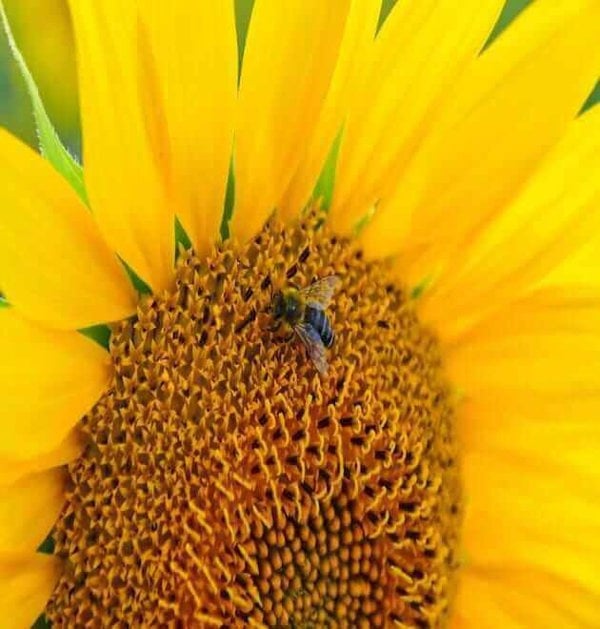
[321,321,334,348]
[306,307,335,348]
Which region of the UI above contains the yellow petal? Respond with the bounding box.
[461,392,600,484]
[0,552,61,629]
[0,129,136,329]
[450,287,600,612]
[450,331,599,393]
[420,105,600,341]
[456,568,600,628]
[0,430,84,488]
[446,289,600,394]
[231,0,353,242]
[456,288,600,477]
[461,450,600,598]
[330,0,504,232]
[0,308,110,459]
[541,221,600,289]
[0,468,66,552]
[361,0,600,269]
[139,1,237,255]
[68,0,174,292]
[459,284,600,342]
[453,571,525,628]
[279,0,381,219]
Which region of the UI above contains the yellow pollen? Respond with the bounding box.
[47,213,461,627]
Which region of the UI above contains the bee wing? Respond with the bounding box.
[299,276,340,310]
[295,323,328,375]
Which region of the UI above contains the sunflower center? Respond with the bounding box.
[47,213,461,627]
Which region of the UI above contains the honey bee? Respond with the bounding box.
[270,276,340,374]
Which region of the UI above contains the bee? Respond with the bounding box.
[270,276,340,375]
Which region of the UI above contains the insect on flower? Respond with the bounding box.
[270,275,340,374]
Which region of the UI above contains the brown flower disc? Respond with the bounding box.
[47,213,462,628]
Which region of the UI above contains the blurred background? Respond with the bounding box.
[0,0,79,154]
[0,0,598,279]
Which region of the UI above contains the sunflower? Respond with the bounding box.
[1,0,599,627]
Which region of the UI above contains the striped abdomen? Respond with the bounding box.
[305,306,334,348]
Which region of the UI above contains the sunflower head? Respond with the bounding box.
[46,213,461,626]
[1,1,599,628]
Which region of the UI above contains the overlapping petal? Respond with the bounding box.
[0,552,61,629]
[0,129,136,329]
[330,0,503,233]
[139,1,238,255]
[0,308,110,459]
[68,0,174,292]
[460,450,600,603]
[446,288,600,393]
[360,0,600,274]
[449,287,600,625]
[456,568,600,628]
[279,0,381,218]
[231,0,354,242]
[420,105,600,341]
[0,430,84,487]
[541,229,600,289]
[0,468,66,552]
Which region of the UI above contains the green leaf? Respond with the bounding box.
[0,2,87,204]
[235,0,254,76]
[37,535,55,555]
[80,324,112,350]
[175,217,192,252]
[31,614,51,629]
[121,258,153,296]
[581,80,600,114]
[220,159,236,241]
[313,131,342,212]
[378,0,398,31]
[485,0,533,49]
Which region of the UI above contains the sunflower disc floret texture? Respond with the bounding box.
[47,215,461,627]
